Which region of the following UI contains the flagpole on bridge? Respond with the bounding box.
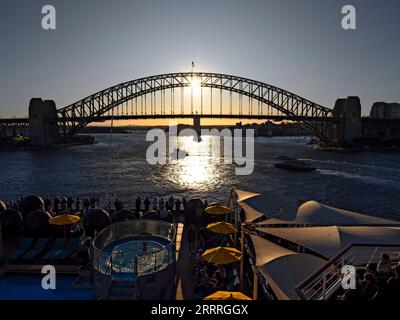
[191,61,194,114]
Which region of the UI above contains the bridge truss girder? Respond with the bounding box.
[58,72,335,140]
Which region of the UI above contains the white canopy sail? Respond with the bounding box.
[250,235,326,300]
[234,189,295,223]
[256,226,400,259]
[258,200,400,226]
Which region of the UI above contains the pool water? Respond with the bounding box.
[111,240,166,273]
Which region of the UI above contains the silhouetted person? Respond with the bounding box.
[90,197,96,209]
[75,197,81,212]
[53,197,60,214]
[135,197,141,212]
[384,264,400,299]
[175,198,182,217]
[17,197,23,211]
[360,273,379,300]
[168,196,174,211]
[159,198,165,210]
[114,198,123,212]
[61,197,67,211]
[83,197,90,215]
[144,197,150,211]
[377,253,392,281]
[67,196,74,212]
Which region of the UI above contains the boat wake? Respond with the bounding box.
[317,169,400,188]
[300,158,400,174]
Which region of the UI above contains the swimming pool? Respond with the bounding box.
[110,239,166,274]
[92,220,177,299]
[98,235,171,275]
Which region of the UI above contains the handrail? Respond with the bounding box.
[295,243,400,300]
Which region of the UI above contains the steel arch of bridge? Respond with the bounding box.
[58,72,334,139]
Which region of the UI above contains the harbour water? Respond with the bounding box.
[1,132,400,220]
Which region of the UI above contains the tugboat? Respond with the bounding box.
[274,157,316,172]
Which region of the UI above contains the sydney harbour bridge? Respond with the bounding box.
[1,72,341,143]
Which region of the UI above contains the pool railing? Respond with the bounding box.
[92,219,176,277]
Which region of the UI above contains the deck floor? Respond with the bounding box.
[174,223,199,300]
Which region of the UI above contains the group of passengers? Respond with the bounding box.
[112,196,188,214]
[7,196,100,216]
[188,212,240,298]
[7,195,209,220]
[192,251,240,298]
[340,253,400,300]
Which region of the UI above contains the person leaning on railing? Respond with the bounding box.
[381,264,400,300]
[377,253,393,281]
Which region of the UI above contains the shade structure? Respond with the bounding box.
[258,200,400,226]
[207,221,237,234]
[204,205,230,215]
[250,235,326,300]
[24,209,52,237]
[234,189,295,223]
[21,195,44,218]
[201,246,242,264]
[0,200,6,212]
[83,209,111,238]
[49,214,81,226]
[256,226,400,259]
[203,291,252,300]
[234,189,260,203]
[233,189,263,222]
[112,209,138,223]
[0,208,23,238]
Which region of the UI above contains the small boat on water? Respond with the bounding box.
[274,158,316,172]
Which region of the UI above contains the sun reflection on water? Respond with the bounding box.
[164,135,227,190]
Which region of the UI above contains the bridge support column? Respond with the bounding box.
[331,96,362,144]
[29,98,61,146]
[193,116,201,136]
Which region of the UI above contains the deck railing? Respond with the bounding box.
[295,244,400,300]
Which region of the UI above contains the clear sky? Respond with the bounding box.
[0,0,399,122]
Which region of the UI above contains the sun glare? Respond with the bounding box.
[191,78,202,94]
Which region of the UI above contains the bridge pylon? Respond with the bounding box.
[29,98,61,146]
[193,115,201,136]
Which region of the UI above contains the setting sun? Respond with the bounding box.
[190,77,202,94]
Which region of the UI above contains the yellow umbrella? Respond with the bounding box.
[204,291,252,300]
[207,221,237,234]
[49,213,81,238]
[49,214,81,225]
[201,246,242,264]
[204,204,231,215]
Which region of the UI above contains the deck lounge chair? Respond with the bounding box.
[42,238,67,262]
[21,238,49,261]
[54,238,81,261]
[7,238,35,263]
